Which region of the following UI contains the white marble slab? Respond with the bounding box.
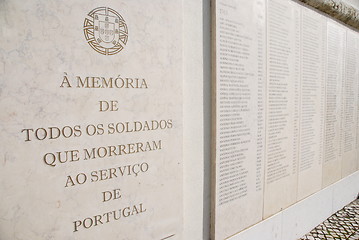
[0,1,183,239]
[297,7,326,200]
[322,20,346,187]
[341,29,359,177]
[212,0,266,238]
[183,0,205,239]
[264,0,301,218]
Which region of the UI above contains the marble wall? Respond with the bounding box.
[0,1,185,239]
[1,0,359,239]
[212,0,359,239]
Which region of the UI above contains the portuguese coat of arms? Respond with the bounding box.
[84,7,128,55]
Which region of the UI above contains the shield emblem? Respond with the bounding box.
[94,13,120,48]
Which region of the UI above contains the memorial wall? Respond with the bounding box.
[212,0,359,239]
[0,0,359,240]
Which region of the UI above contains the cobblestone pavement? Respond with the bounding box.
[299,199,359,240]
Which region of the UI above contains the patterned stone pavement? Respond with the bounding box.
[299,199,359,240]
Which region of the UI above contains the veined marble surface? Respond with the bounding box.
[0,1,183,239]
